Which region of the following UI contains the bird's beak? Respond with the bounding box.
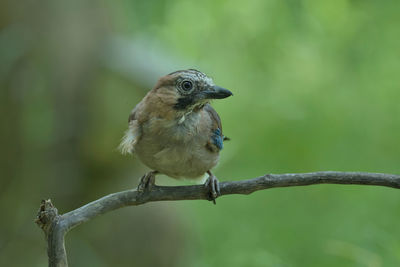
[202,86,233,99]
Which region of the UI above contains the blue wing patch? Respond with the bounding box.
[212,128,224,150]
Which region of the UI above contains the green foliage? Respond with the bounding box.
[1,0,400,266]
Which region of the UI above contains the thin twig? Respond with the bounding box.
[35,171,400,267]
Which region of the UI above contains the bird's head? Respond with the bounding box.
[153,69,233,112]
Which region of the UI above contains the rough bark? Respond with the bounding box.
[35,171,400,267]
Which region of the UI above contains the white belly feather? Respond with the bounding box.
[133,113,219,179]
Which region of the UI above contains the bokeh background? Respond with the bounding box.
[1,0,400,266]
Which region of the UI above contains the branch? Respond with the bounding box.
[35,171,400,267]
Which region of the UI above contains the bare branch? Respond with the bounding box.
[35,171,400,267]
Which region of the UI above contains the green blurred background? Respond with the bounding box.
[1,0,400,266]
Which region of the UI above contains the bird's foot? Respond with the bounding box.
[204,171,221,204]
[137,171,158,192]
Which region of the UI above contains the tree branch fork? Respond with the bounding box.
[35,171,400,267]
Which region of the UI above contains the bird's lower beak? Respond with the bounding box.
[202,86,233,99]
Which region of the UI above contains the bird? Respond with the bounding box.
[119,69,232,203]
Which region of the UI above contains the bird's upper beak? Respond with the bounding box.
[201,85,233,99]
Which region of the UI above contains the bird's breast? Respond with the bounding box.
[134,112,219,179]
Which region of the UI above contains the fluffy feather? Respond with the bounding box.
[118,120,140,154]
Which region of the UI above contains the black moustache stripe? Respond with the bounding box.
[174,96,195,110]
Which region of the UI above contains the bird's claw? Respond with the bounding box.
[204,172,221,204]
[137,171,157,192]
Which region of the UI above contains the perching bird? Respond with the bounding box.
[119,69,232,202]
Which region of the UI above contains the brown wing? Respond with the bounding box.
[128,107,137,122]
[128,99,146,123]
[204,104,223,135]
[204,104,230,140]
[204,104,229,152]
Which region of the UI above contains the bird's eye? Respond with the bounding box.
[181,80,193,91]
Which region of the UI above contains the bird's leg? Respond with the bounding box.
[137,170,158,192]
[204,170,221,204]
